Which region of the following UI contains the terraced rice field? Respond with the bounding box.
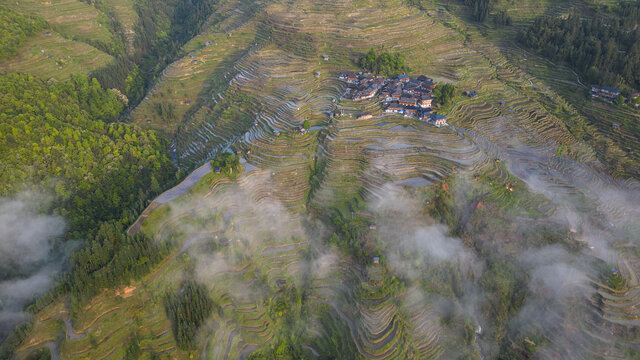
[13,0,640,359]
[0,31,113,81]
[0,0,114,43]
[124,0,640,357]
[0,0,119,80]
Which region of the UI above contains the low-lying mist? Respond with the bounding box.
[0,193,66,341]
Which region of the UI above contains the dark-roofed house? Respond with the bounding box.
[601,86,620,97]
[414,87,431,97]
[404,107,418,117]
[592,85,621,101]
[420,110,433,122]
[418,96,433,108]
[431,114,448,127]
[422,80,436,90]
[404,82,418,94]
[385,103,404,114]
[399,97,417,107]
[354,85,377,100]
[397,74,410,82]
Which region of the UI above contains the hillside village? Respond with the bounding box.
[339,71,448,127]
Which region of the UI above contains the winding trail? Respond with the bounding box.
[64,318,86,340]
[10,317,83,360]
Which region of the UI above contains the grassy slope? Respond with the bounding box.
[0,31,113,81]
[0,0,121,79]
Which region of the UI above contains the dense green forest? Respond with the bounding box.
[68,222,173,306]
[358,48,410,77]
[0,73,176,236]
[433,83,457,107]
[0,0,220,353]
[164,281,215,350]
[519,2,640,89]
[0,7,47,60]
[464,0,494,22]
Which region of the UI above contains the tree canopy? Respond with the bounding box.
[464,0,494,22]
[519,3,640,89]
[433,83,457,107]
[0,73,176,236]
[358,48,410,77]
[68,221,172,305]
[211,152,240,173]
[164,281,215,350]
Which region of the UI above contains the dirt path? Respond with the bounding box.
[11,342,60,360]
[64,317,86,340]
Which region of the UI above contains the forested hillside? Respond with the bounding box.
[91,0,220,105]
[519,1,640,89]
[0,73,176,236]
[68,222,172,305]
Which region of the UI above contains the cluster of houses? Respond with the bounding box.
[338,72,448,127]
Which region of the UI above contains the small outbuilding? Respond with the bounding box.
[276,279,287,288]
[372,257,380,264]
